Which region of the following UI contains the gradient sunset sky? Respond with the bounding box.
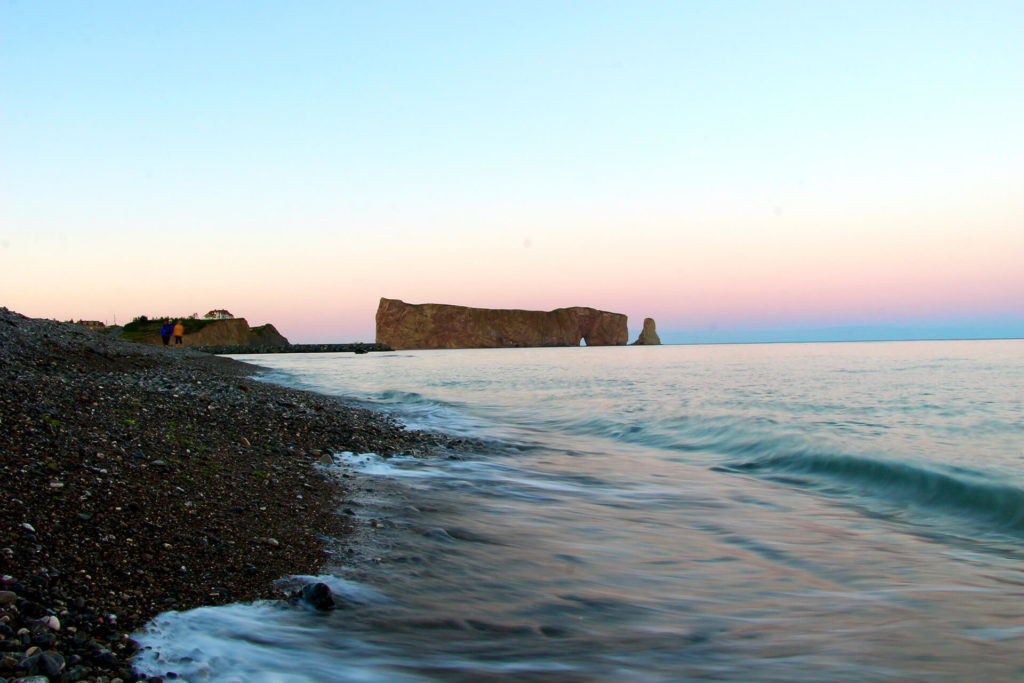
[2,1,1022,344]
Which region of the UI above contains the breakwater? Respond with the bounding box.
[196,343,392,355]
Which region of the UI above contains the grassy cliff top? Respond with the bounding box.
[119,316,220,341]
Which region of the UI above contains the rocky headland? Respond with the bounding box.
[122,318,289,349]
[0,309,464,682]
[375,298,630,350]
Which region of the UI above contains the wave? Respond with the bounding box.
[375,389,434,405]
[718,450,1024,534]
[354,390,506,440]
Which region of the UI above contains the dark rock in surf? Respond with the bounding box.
[298,582,335,611]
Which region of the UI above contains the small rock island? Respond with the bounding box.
[632,318,661,345]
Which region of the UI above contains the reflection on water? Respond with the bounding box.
[136,341,1024,680]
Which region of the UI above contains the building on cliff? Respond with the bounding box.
[203,309,235,320]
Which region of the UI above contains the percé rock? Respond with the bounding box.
[136,319,289,348]
[632,318,661,345]
[376,298,629,350]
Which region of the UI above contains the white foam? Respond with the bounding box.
[132,600,423,682]
[324,451,445,479]
[274,575,391,606]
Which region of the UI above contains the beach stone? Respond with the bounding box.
[42,651,65,677]
[31,631,55,648]
[0,591,15,606]
[63,664,92,680]
[299,582,334,611]
[21,649,65,676]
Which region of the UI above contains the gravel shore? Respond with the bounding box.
[0,309,459,682]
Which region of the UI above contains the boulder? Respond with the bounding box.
[299,582,335,611]
[375,298,629,350]
[631,318,661,345]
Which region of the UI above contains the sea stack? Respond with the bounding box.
[632,318,661,345]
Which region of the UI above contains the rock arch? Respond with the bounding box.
[376,298,629,350]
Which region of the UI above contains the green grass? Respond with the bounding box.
[119,316,217,341]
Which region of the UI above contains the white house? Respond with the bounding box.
[203,309,235,320]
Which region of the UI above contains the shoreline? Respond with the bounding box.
[0,309,463,682]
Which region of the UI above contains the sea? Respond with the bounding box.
[132,340,1024,681]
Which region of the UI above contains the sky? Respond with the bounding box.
[2,1,1022,344]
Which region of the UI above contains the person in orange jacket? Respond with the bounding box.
[173,321,184,345]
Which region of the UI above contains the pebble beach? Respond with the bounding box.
[0,309,459,682]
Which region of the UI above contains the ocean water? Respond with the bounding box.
[132,341,1024,681]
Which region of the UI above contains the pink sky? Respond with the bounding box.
[6,187,1018,345]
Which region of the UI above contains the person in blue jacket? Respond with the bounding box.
[159,320,173,345]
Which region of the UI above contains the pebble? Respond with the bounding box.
[20,649,65,676]
[0,592,14,607]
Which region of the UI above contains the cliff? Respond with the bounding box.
[125,319,289,348]
[632,318,661,345]
[376,298,629,350]
[248,323,290,347]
